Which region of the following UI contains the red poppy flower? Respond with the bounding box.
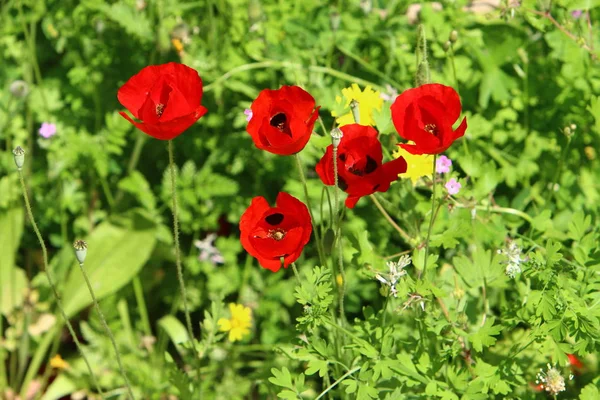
[315,124,407,208]
[390,83,467,155]
[246,85,320,155]
[240,192,312,272]
[567,353,584,370]
[117,62,207,140]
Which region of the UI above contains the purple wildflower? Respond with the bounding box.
[445,178,461,195]
[194,233,225,265]
[244,109,253,122]
[39,123,57,139]
[436,155,452,174]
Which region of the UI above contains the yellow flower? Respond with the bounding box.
[217,303,252,342]
[331,84,383,126]
[336,274,343,286]
[394,144,434,185]
[50,354,69,370]
[171,38,184,54]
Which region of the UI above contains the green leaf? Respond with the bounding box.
[468,317,503,352]
[580,383,600,400]
[61,214,157,317]
[269,367,295,391]
[158,315,190,353]
[0,207,27,316]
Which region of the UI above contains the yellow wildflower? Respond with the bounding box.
[336,274,343,286]
[331,84,383,126]
[50,354,69,370]
[394,144,434,185]
[171,38,184,54]
[217,303,252,342]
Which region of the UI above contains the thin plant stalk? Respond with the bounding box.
[78,260,134,400]
[370,195,412,243]
[294,153,327,269]
[133,276,152,337]
[332,138,346,323]
[422,155,437,279]
[167,140,203,396]
[17,170,105,397]
[291,262,302,286]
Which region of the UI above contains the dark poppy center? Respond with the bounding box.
[265,213,284,225]
[156,103,165,118]
[270,113,292,136]
[347,155,378,176]
[268,228,286,241]
[424,124,439,136]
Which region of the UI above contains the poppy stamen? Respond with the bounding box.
[270,113,292,136]
[424,123,438,136]
[156,103,165,118]
[268,228,286,241]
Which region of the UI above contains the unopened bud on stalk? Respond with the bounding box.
[330,127,343,148]
[349,100,360,124]
[13,146,25,170]
[570,123,577,131]
[443,41,451,52]
[10,80,29,98]
[449,30,458,42]
[330,11,341,31]
[73,240,88,264]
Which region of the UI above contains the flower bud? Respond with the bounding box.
[330,11,341,31]
[349,100,360,124]
[73,240,88,264]
[563,126,573,137]
[330,127,343,148]
[570,123,577,131]
[9,80,29,99]
[449,30,458,42]
[12,146,25,170]
[443,41,451,52]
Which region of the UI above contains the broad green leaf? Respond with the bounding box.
[41,374,76,400]
[0,207,27,315]
[580,383,600,400]
[61,214,156,317]
[469,317,503,352]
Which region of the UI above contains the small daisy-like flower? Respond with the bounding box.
[244,108,253,122]
[331,84,383,126]
[436,155,452,174]
[536,364,566,396]
[375,255,410,297]
[39,122,57,139]
[571,10,583,19]
[498,239,526,278]
[393,145,434,186]
[445,178,461,195]
[217,303,252,342]
[50,354,69,370]
[194,233,224,265]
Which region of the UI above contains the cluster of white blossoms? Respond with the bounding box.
[375,255,411,297]
[498,240,526,278]
[535,363,571,396]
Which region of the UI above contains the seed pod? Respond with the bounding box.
[449,30,458,43]
[330,127,343,148]
[73,240,88,264]
[13,146,25,170]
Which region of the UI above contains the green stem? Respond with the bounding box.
[17,171,105,398]
[0,312,5,389]
[315,366,360,400]
[545,136,572,205]
[79,262,134,399]
[204,61,385,93]
[291,262,302,286]
[133,276,152,337]
[168,140,203,396]
[332,146,346,323]
[369,195,412,243]
[294,153,327,269]
[378,295,391,356]
[422,155,437,279]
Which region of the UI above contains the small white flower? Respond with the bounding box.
[498,239,526,278]
[536,363,566,396]
[194,233,224,265]
[375,255,410,297]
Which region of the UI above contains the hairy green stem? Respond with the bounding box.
[291,262,302,286]
[369,195,412,243]
[79,261,134,399]
[332,146,346,323]
[294,153,327,269]
[17,171,105,398]
[168,140,203,396]
[422,155,437,279]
